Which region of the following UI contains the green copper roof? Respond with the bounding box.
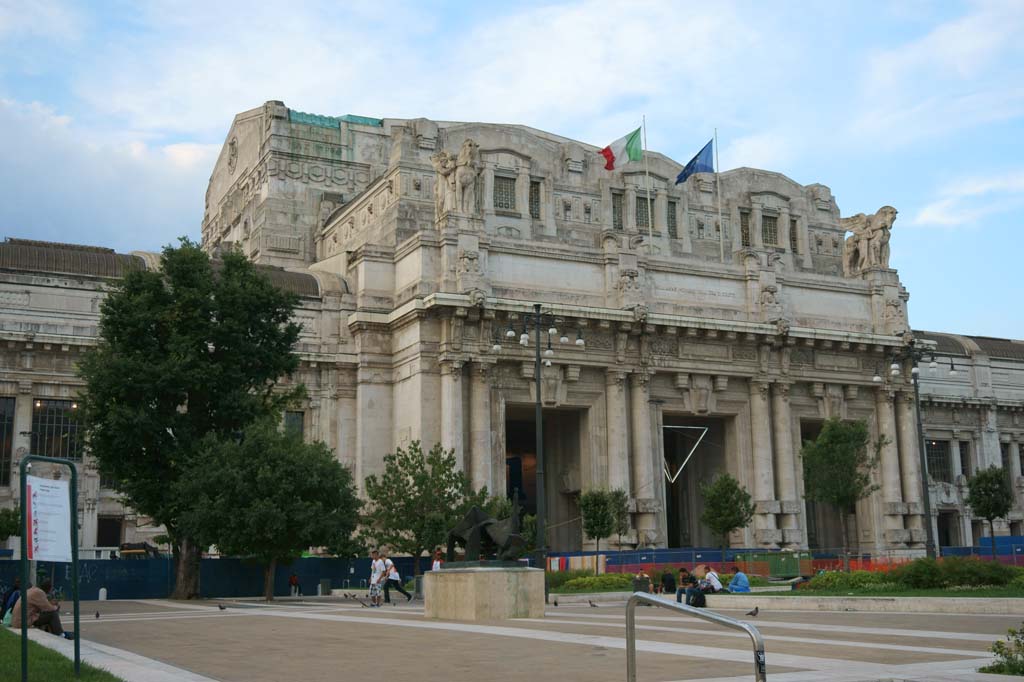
[288,109,382,128]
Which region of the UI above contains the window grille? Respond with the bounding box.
[667,201,677,238]
[740,211,751,247]
[959,441,972,478]
[583,204,591,223]
[285,411,305,439]
[762,215,778,245]
[31,399,83,460]
[494,176,516,211]
[789,218,799,252]
[696,220,705,239]
[926,440,952,483]
[612,193,623,230]
[636,196,650,229]
[529,181,541,219]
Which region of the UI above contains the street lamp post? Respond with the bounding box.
[882,341,953,560]
[496,305,584,594]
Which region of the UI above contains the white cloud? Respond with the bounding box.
[721,132,796,174]
[0,0,81,42]
[912,170,1024,227]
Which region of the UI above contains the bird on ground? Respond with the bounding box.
[588,600,598,608]
[553,598,558,607]
[745,607,759,617]
[94,611,100,619]
[218,604,227,611]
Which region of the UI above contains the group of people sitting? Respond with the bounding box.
[636,564,750,607]
[0,577,74,639]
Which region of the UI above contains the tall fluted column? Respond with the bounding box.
[440,359,465,471]
[896,391,924,541]
[606,370,631,493]
[630,372,656,543]
[771,383,798,539]
[625,187,638,233]
[750,206,764,248]
[750,380,779,544]
[779,208,791,252]
[876,388,907,541]
[469,363,492,492]
[1010,440,1023,509]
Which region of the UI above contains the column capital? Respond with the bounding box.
[629,371,652,388]
[875,386,896,404]
[439,358,465,377]
[606,369,628,386]
[750,379,771,399]
[772,382,792,400]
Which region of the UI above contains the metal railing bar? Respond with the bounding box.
[626,592,766,682]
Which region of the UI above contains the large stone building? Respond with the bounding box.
[2,100,1022,556]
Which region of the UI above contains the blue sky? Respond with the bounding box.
[0,0,1021,338]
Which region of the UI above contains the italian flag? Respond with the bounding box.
[599,127,643,170]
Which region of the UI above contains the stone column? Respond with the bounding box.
[630,372,656,542]
[896,391,924,542]
[876,389,907,542]
[482,167,494,213]
[606,370,631,493]
[771,383,799,541]
[750,206,764,248]
[798,215,813,268]
[779,207,791,252]
[543,178,556,236]
[1010,440,1023,509]
[440,359,465,471]
[81,497,98,549]
[950,439,963,478]
[625,187,637,233]
[749,380,779,545]
[654,189,667,234]
[517,166,531,217]
[679,192,693,252]
[469,363,492,492]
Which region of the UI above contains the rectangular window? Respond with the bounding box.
[1002,442,1013,487]
[0,397,13,487]
[926,440,952,484]
[667,201,677,238]
[959,441,972,479]
[696,219,705,239]
[636,196,650,229]
[583,204,591,223]
[285,410,305,439]
[789,218,799,252]
[97,516,123,548]
[529,181,541,219]
[494,176,516,211]
[612,193,623,230]
[762,215,778,245]
[31,399,83,460]
[740,211,751,247]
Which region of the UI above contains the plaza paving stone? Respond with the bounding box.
[55,597,1018,682]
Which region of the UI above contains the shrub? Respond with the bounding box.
[981,623,1024,675]
[939,556,1016,587]
[892,558,944,589]
[559,573,635,592]
[547,569,597,590]
[804,570,888,591]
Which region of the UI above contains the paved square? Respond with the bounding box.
[64,597,1016,681]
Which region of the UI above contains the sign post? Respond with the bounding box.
[19,455,81,681]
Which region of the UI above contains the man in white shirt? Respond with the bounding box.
[704,568,723,593]
[369,550,385,607]
[381,551,413,604]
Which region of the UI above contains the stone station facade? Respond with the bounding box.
[1,100,1022,556]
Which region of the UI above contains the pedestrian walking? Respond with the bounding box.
[381,551,412,604]
[368,550,385,607]
[288,572,301,597]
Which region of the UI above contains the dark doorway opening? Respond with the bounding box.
[663,415,727,548]
[937,511,960,547]
[505,406,583,552]
[97,516,124,548]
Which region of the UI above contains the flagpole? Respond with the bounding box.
[642,115,655,251]
[715,128,724,263]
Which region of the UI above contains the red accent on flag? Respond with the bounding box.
[599,146,616,170]
[25,482,33,560]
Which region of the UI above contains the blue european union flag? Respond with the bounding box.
[675,139,714,185]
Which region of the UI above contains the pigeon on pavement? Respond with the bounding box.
[218,604,227,611]
[588,600,598,608]
[553,598,558,607]
[745,606,759,617]
[94,611,100,619]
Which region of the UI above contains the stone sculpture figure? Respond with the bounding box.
[841,205,897,275]
[430,150,456,218]
[454,139,482,214]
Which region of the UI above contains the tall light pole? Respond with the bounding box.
[881,341,953,560]
[496,306,584,592]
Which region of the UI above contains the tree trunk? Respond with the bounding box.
[263,558,276,601]
[171,536,201,599]
[413,548,422,576]
[991,520,998,561]
[839,511,850,573]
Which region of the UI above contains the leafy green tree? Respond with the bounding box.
[699,473,754,558]
[77,239,302,598]
[802,418,881,569]
[0,506,19,543]
[177,419,360,600]
[579,489,617,566]
[967,466,1014,560]
[609,488,630,552]
[362,441,479,575]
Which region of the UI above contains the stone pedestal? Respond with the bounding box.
[424,566,544,621]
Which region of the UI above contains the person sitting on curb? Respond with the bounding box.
[9,579,73,639]
[728,565,751,593]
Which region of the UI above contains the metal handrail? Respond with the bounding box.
[626,592,766,682]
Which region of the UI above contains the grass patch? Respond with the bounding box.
[0,627,126,682]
